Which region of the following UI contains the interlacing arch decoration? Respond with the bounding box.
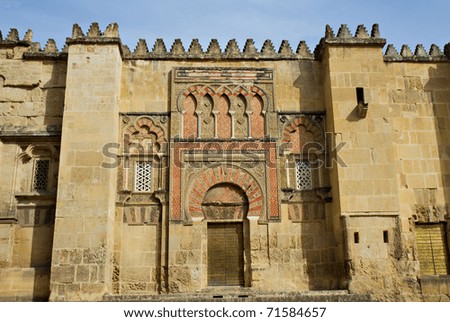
[281,115,324,154]
[177,84,269,139]
[232,85,250,98]
[186,165,264,221]
[216,85,233,98]
[197,85,216,97]
[123,116,166,153]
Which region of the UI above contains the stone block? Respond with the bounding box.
[82,247,106,264]
[81,283,104,295]
[76,265,90,282]
[89,265,99,283]
[175,251,187,265]
[121,267,151,283]
[55,249,83,265]
[52,266,75,284]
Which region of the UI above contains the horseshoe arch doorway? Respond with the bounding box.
[203,183,249,286]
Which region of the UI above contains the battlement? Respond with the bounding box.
[384,43,450,62]
[1,22,449,62]
[66,22,120,43]
[0,27,32,45]
[120,37,315,60]
[0,27,67,60]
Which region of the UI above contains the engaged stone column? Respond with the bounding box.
[49,23,122,301]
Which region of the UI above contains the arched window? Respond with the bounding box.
[217,95,231,138]
[233,94,247,138]
[200,94,214,138]
[250,94,264,138]
[17,144,59,194]
[183,94,198,138]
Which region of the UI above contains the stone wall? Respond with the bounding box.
[388,58,450,302]
[0,30,65,301]
[0,22,449,301]
[113,214,160,295]
[120,60,324,114]
[49,23,122,301]
[420,276,450,301]
[0,41,66,135]
[319,24,450,301]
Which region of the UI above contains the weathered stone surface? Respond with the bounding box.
[0,22,449,303]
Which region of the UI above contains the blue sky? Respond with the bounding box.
[1,0,449,54]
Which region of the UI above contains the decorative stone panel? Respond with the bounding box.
[170,141,279,223]
[187,165,262,220]
[123,205,160,225]
[171,67,274,140]
[123,115,167,154]
[202,184,248,220]
[118,114,169,226]
[280,114,324,153]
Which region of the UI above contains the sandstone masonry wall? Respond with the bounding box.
[0,31,66,300]
[0,22,449,301]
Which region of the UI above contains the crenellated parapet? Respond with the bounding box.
[121,37,314,60]
[314,24,386,59]
[384,43,450,62]
[23,22,121,59]
[23,38,68,60]
[0,27,67,60]
[1,22,449,63]
[0,28,32,47]
[66,22,120,44]
[62,22,122,56]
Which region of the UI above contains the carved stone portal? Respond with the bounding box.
[202,183,249,220]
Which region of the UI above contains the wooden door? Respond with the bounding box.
[207,222,244,286]
[416,224,449,275]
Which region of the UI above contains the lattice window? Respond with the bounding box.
[295,160,312,190]
[135,161,152,192]
[33,159,50,191]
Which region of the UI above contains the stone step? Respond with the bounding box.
[104,290,371,302]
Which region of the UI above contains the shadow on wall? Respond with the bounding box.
[30,213,55,301]
[293,60,324,113]
[30,56,65,300]
[299,200,341,290]
[42,60,66,131]
[345,103,360,123]
[425,64,450,269]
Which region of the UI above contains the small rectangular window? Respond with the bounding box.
[383,230,389,243]
[354,232,359,244]
[33,159,50,191]
[356,87,365,104]
[295,160,312,191]
[135,161,152,192]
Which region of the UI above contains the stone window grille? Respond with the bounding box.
[33,159,50,192]
[295,160,312,191]
[135,161,152,192]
